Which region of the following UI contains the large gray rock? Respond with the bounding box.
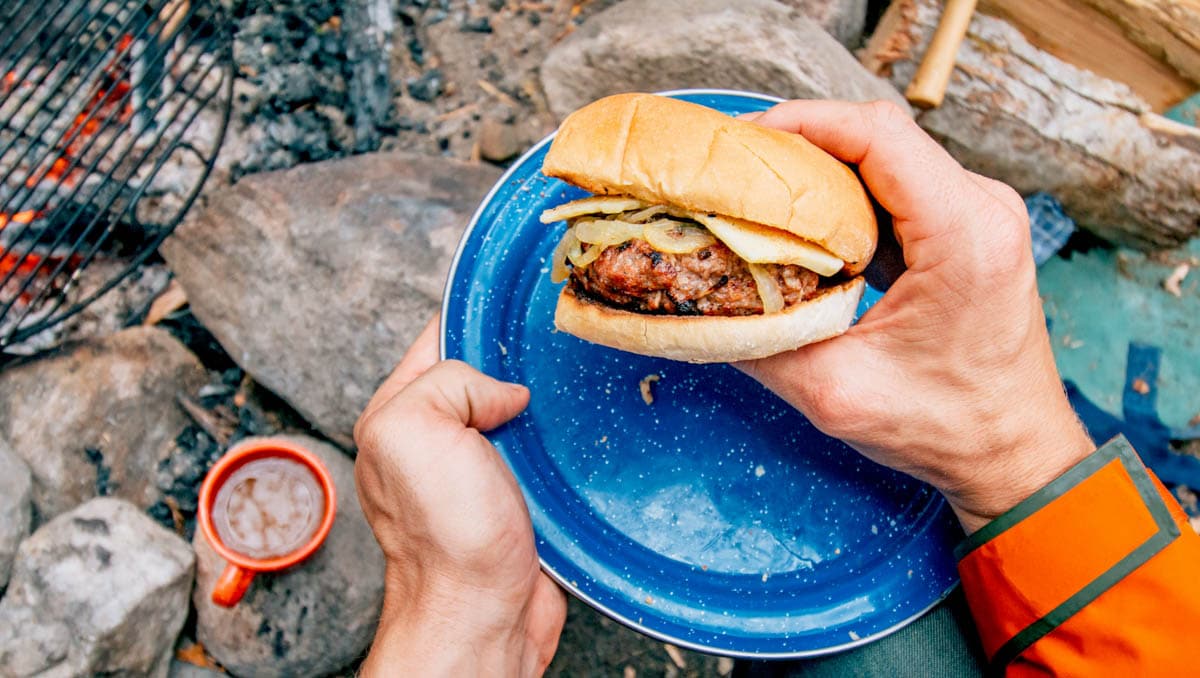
[540,0,907,120]
[0,498,194,677]
[0,440,32,590]
[0,327,208,524]
[783,0,868,46]
[192,435,385,677]
[161,152,502,448]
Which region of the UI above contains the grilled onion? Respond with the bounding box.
[626,205,669,222]
[539,196,648,223]
[748,263,785,314]
[550,228,578,283]
[567,241,605,268]
[642,220,716,254]
[574,218,644,247]
[690,211,843,276]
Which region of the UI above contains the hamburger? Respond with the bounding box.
[540,93,878,363]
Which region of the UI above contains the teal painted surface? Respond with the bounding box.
[1165,92,1200,127]
[1039,239,1200,429]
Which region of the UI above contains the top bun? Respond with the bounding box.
[543,93,878,273]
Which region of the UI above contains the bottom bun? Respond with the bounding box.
[554,278,865,363]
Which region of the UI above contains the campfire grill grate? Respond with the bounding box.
[0,0,232,352]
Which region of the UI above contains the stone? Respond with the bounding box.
[0,326,208,523]
[192,435,385,678]
[0,497,194,677]
[407,68,444,102]
[782,0,868,46]
[539,0,908,121]
[478,115,524,162]
[0,440,32,590]
[161,152,502,447]
[862,0,1200,250]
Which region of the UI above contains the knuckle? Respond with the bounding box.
[865,99,912,130]
[977,213,1032,278]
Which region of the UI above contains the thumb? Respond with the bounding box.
[734,337,856,426]
[398,360,530,432]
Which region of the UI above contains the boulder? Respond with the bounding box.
[0,498,194,677]
[0,327,208,523]
[539,0,907,120]
[783,0,868,46]
[192,435,385,677]
[0,440,32,590]
[161,152,502,448]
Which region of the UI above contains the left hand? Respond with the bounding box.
[354,316,567,677]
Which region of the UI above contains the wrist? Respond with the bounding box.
[945,411,1096,534]
[362,565,536,677]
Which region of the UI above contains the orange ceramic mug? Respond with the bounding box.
[198,438,337,607]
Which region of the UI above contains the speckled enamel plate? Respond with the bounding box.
[441,90,961,658]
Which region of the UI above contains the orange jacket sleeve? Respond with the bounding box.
[956,435,1200,674]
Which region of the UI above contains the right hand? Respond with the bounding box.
[738,101,1095,533]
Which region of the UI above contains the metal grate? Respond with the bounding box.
[0,0,232,351]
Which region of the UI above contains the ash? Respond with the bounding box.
[222,0,621,177]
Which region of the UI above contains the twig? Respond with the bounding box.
[143,279,188,326]
[477,79,519,108]
[176,392,234,446]
[433,102,479,122]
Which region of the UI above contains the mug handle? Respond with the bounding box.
[212,563,256,607]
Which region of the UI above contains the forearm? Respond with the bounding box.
[361,610,531,677]
[360,568,538,678]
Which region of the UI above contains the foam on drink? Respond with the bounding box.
[211,457,325,560]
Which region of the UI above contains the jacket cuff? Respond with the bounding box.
[955,435,1180,668]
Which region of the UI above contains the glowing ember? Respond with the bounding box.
[0,210,43,231]
[25,33,136,190]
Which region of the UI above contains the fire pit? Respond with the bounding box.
[0,0,232,353]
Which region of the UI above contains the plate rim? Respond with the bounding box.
[439,88,958,659]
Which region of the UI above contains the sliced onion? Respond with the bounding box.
[567,241,605,268]
[690,211,844,276]
[539,196,648,224]
[549,228,578,283]
[626,205,669,223]
[574,218,644,247]
[748,263,785,314]
[642,220,717,254]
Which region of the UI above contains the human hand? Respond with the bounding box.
[738,101,1095,534]
[354,317,566,676]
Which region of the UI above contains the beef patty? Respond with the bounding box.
[570,237,819,316]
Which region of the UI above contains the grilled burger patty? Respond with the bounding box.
[570,238,819,316]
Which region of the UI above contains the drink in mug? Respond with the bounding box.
[210,456,326,560]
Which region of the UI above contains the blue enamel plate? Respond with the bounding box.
[441,89,962,658]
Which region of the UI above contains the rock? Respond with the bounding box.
[539,0,907,120]
[0,440,32,590]
[192,435,385,677]
[0,326,208,523]
[0,498,194,677]
[862,0,1200,250]
[407,68,444,102]
[161,152,502,447]
[782,0,868,46]
[478,115,524,162]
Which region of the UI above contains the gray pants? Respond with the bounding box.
[735,589,987,677]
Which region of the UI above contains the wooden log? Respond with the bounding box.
[863,0,1200,251]
[975,0,1198,112]
[1079,0,1200,86]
